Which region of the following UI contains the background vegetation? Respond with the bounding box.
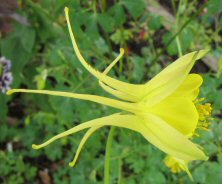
[0,0,222,183]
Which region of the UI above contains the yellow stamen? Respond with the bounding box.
[164,155,193,180]
[195,101,212,131]
[164,156,183,173]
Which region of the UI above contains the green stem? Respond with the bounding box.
[103,31,114,58]
[175,36,182,57]
[0,66,2,77]
[104,126,115,184]
[176,0,183,57]
[172,0,183,57]
[100,0,107,12]
[118,159,122,184]
[93,0,97,13]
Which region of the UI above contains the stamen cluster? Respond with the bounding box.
[195,98,212,132]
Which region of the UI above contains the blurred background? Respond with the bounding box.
[0,0,222,183]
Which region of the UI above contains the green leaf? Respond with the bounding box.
[143,169,166,184]
[163,26,193,56]
[212,90,222,111]
[121,0,145,18]
[207,0,222,15]
[130,55,145,82]
[148,15,163,30]
[108,4,126,26]
[45,141,63,161]
[0,123,8,141]
[217,55,222,77]
[17,157,25,173]
[98,13,115,33]
[193,164,207,183]
[82,12,100,39]
[110,29,133,45]
[49,96,75,122]
[162,32,178,56]
[94,37,109,54]
[1,24,34,86]
[205,163,222,183]
[0,94,7,121]
[20,27,36,53]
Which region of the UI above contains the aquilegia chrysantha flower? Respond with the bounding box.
[7,7,212,178]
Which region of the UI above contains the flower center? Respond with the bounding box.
[195,98,213,134]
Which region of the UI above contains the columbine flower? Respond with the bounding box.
[7,7,211,178]
[0,56,13,93]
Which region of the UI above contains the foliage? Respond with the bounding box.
[0,0,222,183]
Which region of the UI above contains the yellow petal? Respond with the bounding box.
[99,48,137,102]
[30,113,142,149]
[99,82,136,102]
[171,74,203,100]
[149,97,198,135]
[143,50,209,107]
[139,113,208,161]
[7,89,137,113]
[69,126,102,167]
[64,7,144,100]
[103,48,124,75]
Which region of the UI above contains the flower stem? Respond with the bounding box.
[175,36,182,57]
[171,0,183,57]
[175,0,183,57]
[104,126,115,184]
[118,158,123,184]
[100,0,107,12]
[0,64,2,77]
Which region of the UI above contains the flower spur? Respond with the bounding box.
[7,7,211,178]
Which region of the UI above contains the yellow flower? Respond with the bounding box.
[164,98,212,179]
[7,7,210,177]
